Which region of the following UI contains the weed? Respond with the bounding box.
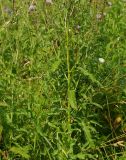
[0,0,126,159]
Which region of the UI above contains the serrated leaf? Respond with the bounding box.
[78,67,102,86]
[68,90,77,110]
[51,59,61,72]
[10,146,30,159]
[0,101,8,107]
[75,153,86,159]
[48,122,58,129]
[79,121,94,147]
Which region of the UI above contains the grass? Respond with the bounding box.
[0,0,126,159]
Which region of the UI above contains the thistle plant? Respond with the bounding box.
[0,0,126,159]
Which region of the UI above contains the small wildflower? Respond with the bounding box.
[117,37,120,41]
[28,3,36,12]
[3,6,13,15]
[98,58,105,64]
[96,13,102,20]
[74,25,81,34]
[45,0,53,5]
[68,28,71,32]
[107,1,112,6]
[76,25,81,30]
[103,12,106,16]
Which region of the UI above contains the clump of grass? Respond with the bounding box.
[0,0,126,159]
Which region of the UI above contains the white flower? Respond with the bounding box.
[96,13,102,20]
[28,4,36,12]
[3,6,13,15]
[76,25,81,30]
[68,28,71,32]
[98,58,105,63]
[117,37,120,41]
[45,0,53,4]
[103,12,106,16]
[107,2,112,6]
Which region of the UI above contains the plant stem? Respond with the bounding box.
[65,13,71,124]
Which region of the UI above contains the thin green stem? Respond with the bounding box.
[65,13,71,124]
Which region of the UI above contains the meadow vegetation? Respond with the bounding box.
[0,0,126,159]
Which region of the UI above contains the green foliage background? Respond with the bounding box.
[0,0,126,159]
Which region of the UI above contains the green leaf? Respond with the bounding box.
[68,90,77,110]
[0,101,8,107]
[119,151,126,160]
[10,146,30,159]
[78,67,102,87]
[80,0,86,5]
[51,59,61,72]
[0,125,3,141]
[75,153,86,159]
[71,153,86,159]
[79,121,94,147]
[0,125,3,134]
[89,102,102,109]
